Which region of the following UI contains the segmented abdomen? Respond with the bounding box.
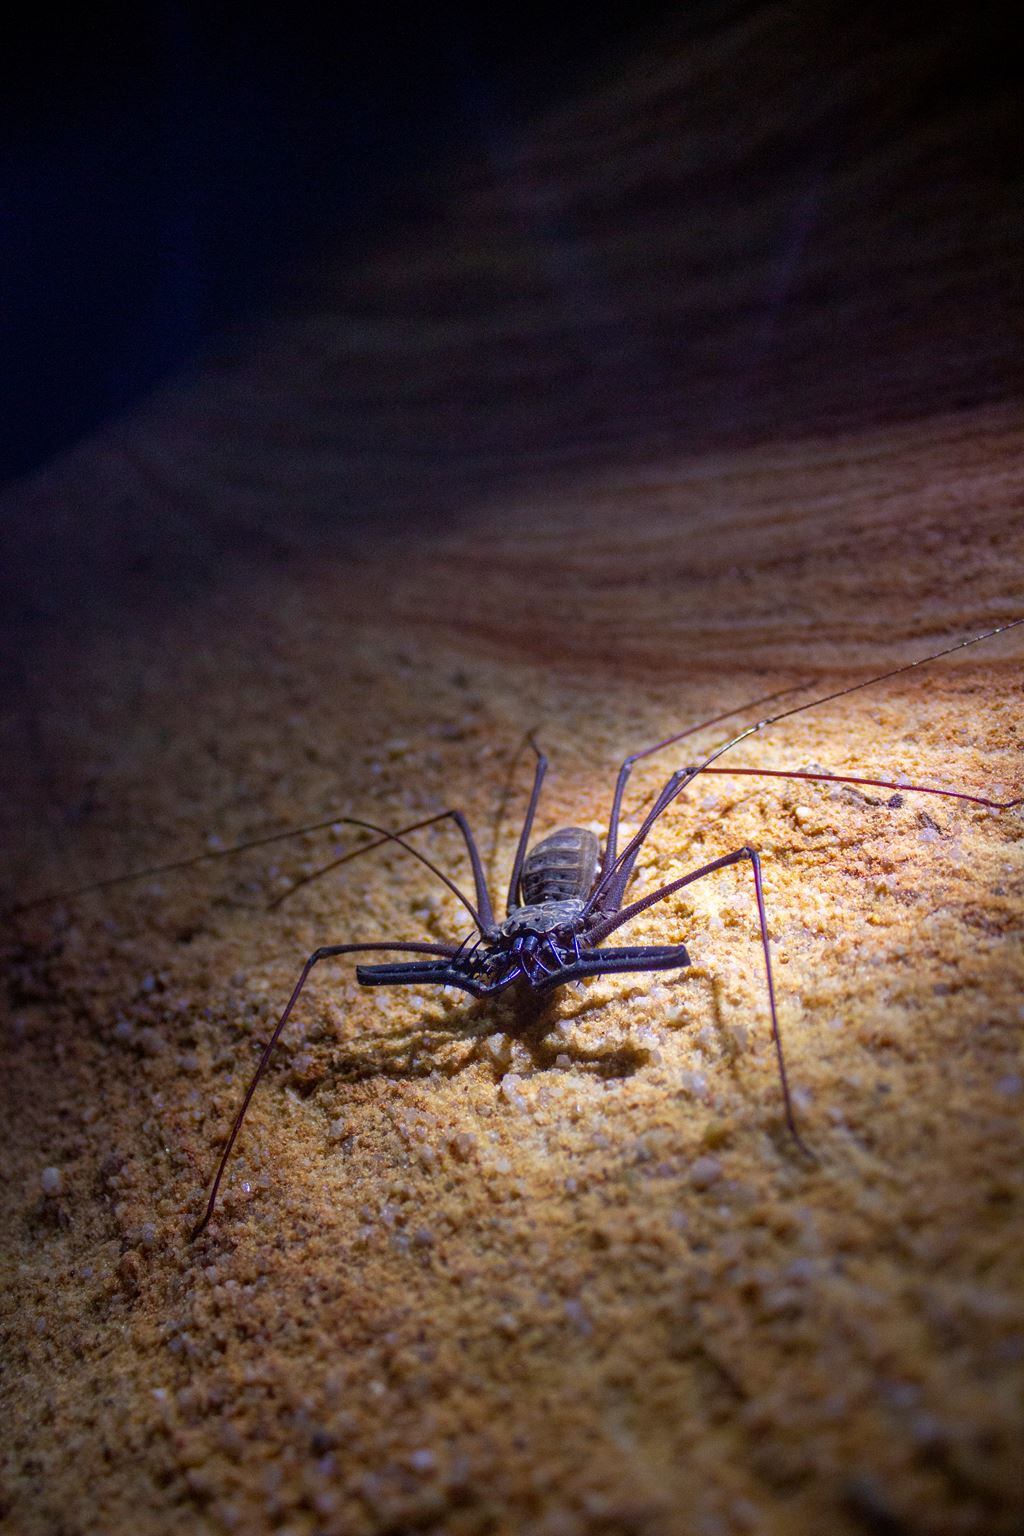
[520,827,600,905]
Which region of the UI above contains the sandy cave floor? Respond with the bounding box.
[3,7,1023,1525]
[2,575,1023,1536]
[4,6,1024,1524]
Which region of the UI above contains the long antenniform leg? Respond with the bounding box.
[505,736,548,916]
[270,808,498,931]
[593,759,1021,926]
[191,939,458,1239]
[677,765,1024,808]
[13,805,500,929]
[589,618,1024,918]
[588,848,810,1153]
[600,683,803,876]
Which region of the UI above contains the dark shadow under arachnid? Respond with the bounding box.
[274,980,666,1100]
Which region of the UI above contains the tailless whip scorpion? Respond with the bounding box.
[13,620,1023,1236]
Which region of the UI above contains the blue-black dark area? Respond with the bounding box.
[0,2,679,488]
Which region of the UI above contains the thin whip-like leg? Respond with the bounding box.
[588,848,808,1152]
[593,755,1022,924]
[677,764,1024,809]
[13,808,491,929]
[505,736,548,916]
[192,939,457,1239]
[601,684,802,877]
[590,618,1024,917]
[595,766,702,915]
[10,811,392,916]
[13,808,498,931]
[270,808,497,930]
[259,814,487,931]
[487,729,541,892]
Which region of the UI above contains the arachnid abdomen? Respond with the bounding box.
[520,827,600,905]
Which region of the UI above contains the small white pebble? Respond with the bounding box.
[689,1156,723,1191]
[328,1118,350,1142]
[408,1448,436,1475]
[40,1166,62,1196]
[498,1074,527,1111]
[482,1033,512,1068]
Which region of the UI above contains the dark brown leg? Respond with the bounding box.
[504,735,548,916]
[675,763,1022,808]
[600,684,801,876]
[592,619,1023,918]
[270,811,497,927]
[191,938,458,1239]
[589,847,809,1153]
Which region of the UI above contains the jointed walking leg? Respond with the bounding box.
[191,938,458,1238]
[589,847,809,1152]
